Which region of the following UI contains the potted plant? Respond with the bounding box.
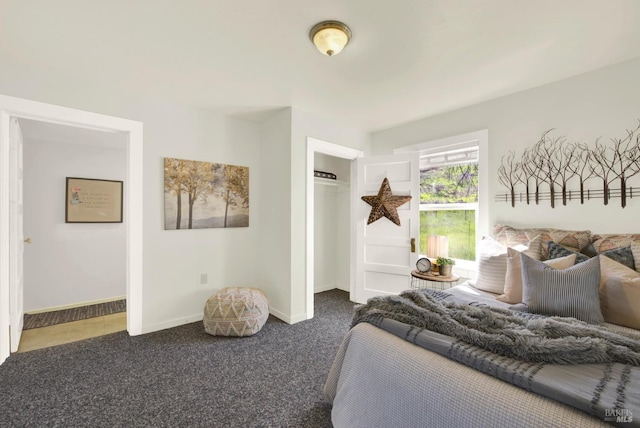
[436,257,455,277]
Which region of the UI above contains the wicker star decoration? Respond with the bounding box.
[361,177,412,226]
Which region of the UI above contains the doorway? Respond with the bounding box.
[0,94,143,365]
[17,118,128,352]
[305,137,363,319]
[313,153,351,294]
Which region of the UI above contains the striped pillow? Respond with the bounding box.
[496,249,576,304]
[521,253,603,324]
[473,235,541,294]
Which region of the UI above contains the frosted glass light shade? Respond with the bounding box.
[310,21,351,56]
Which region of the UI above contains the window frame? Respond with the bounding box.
[394,130,489,278]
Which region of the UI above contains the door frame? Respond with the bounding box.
[305,137,363,319]
[0,94,143,365]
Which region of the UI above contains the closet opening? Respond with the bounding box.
[305,137,363,320]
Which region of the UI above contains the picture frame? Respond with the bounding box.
[65,177,123,223]
[163,157,249,229]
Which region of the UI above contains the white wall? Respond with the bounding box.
[0,56,372,329]
[371,58,640,235]
[22,136,126,311]
[257,109,292,320]
[142,110,263,332]
[0,59,266,333]
[314,182,337,292]
[290,109,370,321]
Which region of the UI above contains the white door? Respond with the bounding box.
[354,153,420,303]
[9,117,24,352]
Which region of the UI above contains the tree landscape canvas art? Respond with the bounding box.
[164,158,249,229]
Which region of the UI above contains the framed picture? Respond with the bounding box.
[65,177,123,223]
[163,157,249,229]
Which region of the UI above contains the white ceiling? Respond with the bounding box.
[2,0,640,132]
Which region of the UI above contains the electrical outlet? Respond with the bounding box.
[200,273,208,284]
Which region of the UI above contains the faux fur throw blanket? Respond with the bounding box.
[352,289,640,366]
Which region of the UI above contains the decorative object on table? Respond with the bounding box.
[164,157,249,230]
[416,257,432,273]
[436,256,455,277]
[361,177,412,226]
[426,235,449,258]
[203,287,269,337]
[65,177,123,223]
[426,235,449,272]
[496,119,640,208]
[314,170,337,180]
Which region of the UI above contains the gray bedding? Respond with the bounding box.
[325,284,640,427]
[353,289,640,365]
[352,289,640,424]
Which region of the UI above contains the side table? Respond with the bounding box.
[410,270,460,291]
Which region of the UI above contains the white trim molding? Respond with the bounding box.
[306,137,363,320]
[0,94,144,365]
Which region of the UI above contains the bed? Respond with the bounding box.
[324,226,640,427]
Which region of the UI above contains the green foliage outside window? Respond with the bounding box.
[420,162,478,261]
[420,164,478,204]
[420,210,476,260]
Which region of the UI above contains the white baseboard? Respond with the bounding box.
[26,295,127,315]
[314,283,337,293]
[140,306,308,334]
[336,283,350,292]
[141,313,204,334]
[268,306,308,324]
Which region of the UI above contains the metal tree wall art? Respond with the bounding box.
[496,120,640,208]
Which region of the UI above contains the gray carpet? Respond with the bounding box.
[0,289,355,427]
[23,299,126,330]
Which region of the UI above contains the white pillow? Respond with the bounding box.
[474,235,541,294]
[496,249,576,304]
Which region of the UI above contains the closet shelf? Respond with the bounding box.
[314,177,349,187]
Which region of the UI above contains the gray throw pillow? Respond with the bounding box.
[546,241,589,263]
[520,253,603,324]
[546,241,636,271]
[600,245,636,271]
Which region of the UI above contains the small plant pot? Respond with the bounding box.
[439,264,452,277]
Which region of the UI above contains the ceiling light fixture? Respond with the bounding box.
[309,20,351,57]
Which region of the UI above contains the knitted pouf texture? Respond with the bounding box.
[203,287,269,337]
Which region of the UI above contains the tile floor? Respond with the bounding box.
[17,312,127,353]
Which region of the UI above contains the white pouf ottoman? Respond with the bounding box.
[203,287,269,337]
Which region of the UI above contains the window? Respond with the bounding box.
[420,146,478,262]
[393,129,488,273]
